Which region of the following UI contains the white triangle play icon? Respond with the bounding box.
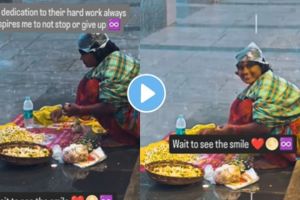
[141,84,155,103]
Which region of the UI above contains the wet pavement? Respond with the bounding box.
[0,0,140,125]
[0,1,141,199]
[1,0,300,199]
[140,0,300,200]
[0,81,139,199]
[140,167,293,200]
[0,146,139,200]
[141,0,300,146]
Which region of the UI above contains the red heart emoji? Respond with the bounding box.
[251,138,265,150]
[72,195,84,200]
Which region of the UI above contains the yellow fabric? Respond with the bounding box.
[78,118,106,134]
[185,123,216,135]
[33,105,67,125]
[33,105,106,134]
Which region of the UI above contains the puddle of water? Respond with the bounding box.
[0,60,14,69]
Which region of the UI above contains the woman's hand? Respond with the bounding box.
[201,125,232,135]
[61,102,115,118]
[63,103,81,117]
[50,109,63,123]
[201,123,272,135]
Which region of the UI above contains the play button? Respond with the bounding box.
[127,74,166,113]
[141,84,155,103]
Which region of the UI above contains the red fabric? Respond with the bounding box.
[12,114,82,149]
[290,118,300,135]
[228,98,294,168]
[75,77,138,146]
[76,77,100,106]
[228,98,253,125]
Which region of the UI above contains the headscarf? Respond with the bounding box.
[78,33,120,63]
[235,42,268,65]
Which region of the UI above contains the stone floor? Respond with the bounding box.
[1,0,300,199]
[140,166,293,200]
[0,2,140,200]
[0,0,140,124]
[140,1,300,199]
[141,0,300,146]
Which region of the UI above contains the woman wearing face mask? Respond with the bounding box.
[51,33,140,146]
[202,42,300,168]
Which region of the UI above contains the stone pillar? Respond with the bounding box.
[141,0,176,36]
[166,0,176,26]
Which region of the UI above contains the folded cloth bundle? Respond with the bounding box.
[33,105,106,134]
[33,105,68,125]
